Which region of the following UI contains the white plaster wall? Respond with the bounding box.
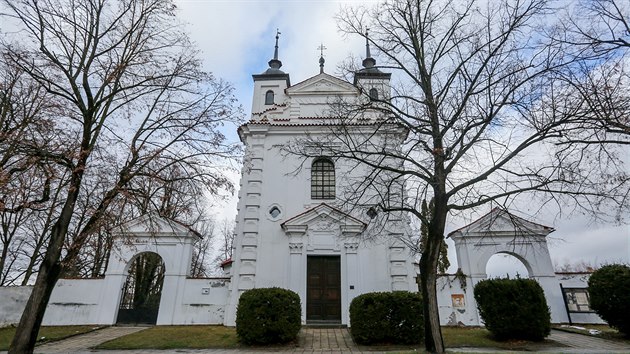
[1,277,230,326]
[0,286,32,326]
[42,278,106,325]
[225,127,417,326]
[170,278,230,325]
[436,275,480,326]
[251,79,288,115]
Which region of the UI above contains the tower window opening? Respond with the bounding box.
[311,158,335,199]
[265,90,275,105]
[369,88,378,100]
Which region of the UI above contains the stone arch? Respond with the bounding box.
[447,208,569,324]
[100,214,197,325]
[449,208,555,279]
[485,251,532,278]
[121,250,165,275]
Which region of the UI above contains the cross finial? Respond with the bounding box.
[318,43,327,57]
[318,43,327,74]
[362,27,376,69]
[273,28,281,60]
[365,27,371,59]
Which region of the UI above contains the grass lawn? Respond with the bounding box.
[97,325,562,351]
[0,325,100,350]
[554,324,630,342]
[442,326,564,351]
[96,325,239,350]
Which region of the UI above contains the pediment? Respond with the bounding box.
[448,208,554,239]
[287,73,358,96]
[113,213,196,238]
[281,203,366,236]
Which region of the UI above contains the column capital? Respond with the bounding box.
[344,242,359,254]
[289,242,304,254]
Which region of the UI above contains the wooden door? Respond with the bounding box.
[307,256,341,322]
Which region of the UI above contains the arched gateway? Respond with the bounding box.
[438,208,569,325]
[116,252,165,324]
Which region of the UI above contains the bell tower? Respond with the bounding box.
[354,29,391,101]
[251,30,290,117]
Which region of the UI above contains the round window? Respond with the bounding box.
[269,206,281,218]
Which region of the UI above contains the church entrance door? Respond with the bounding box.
[307,255,341,323]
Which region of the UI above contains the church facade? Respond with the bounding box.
[223,34,418,326]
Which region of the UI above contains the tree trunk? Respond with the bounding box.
[9,172,83,353]
[420,227,446,353]
[8,227,65,354]
[422,151,448,353]
[0,241,9,285]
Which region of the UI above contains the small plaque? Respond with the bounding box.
[451,294,465,308]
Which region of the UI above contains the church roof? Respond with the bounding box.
[447,207,554,238]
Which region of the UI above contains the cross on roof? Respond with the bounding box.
[317,43,327,74]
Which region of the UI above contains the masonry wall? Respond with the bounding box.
[437,275,480,326]
[436,273,606,326]
[0,286,32,327]
[43,278,106,325]
[0,278,230,326]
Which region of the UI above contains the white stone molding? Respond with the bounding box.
[344,242,359,254]
[289,242,304,254]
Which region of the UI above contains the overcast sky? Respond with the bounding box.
[173,0,629,275]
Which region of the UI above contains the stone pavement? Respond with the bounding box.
[1,326,628,353]
[545,329,630,352]
[451,329,630,353]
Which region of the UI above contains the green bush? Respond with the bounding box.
[349,291,423,345]
[235,287,301,345]
[474,278,550,341]
[588,264,630,335]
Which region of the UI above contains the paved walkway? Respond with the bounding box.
[546,329,630,352]
[1,326,627,353]
[34,326,146,353]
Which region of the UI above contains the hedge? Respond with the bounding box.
[235,287,301,345]
[474,278,550,341]
[349,291,423,345]
[588,264,630,335]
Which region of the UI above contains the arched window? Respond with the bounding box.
[265,90,274,105]
[311,158,335,199]
[369,88,378,100]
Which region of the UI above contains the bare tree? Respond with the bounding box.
[551,0,630,149]
[0,0,241,352]
[285,1,628,352]
[0,51,67,285]
[214,218,234,268]
[560,0,629,53]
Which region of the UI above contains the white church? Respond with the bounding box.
[0,34,604,328]
[222,32,417,326]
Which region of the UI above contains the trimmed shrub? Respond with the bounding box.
[474,278,550,341]
[588,264,630,335]
[349,291,423,345]
[235,287,301,345]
